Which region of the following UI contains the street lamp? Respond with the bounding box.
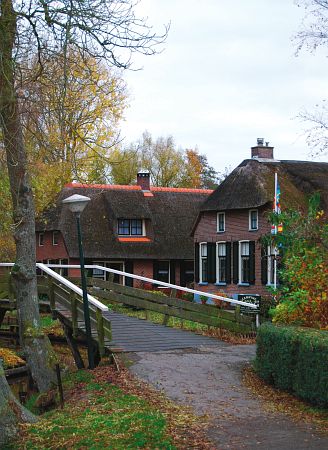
[62,194,94,369]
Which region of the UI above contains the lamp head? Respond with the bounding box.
[62,194,91,216]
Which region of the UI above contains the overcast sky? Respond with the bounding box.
[120,0,328,171]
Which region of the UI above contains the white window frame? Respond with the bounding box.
[216,241,226,284]
[217,212,225,233]
[118,219,145,236]
[239,240,250,284]
[39,232,44,247]
[199,242,208,283]
[52,231,59,246]
[249,209,258,231]
[267,245,277,286]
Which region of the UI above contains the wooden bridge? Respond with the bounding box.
[0,263,257,367]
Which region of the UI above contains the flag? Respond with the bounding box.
[272,172,283,234]
[274,173,281,214]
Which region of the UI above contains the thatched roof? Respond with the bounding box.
[37,184,212,260]
[200,159,328,212]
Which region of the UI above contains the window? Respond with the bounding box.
[267,245,277,286]
[52,231,59,245]
[217,212,225,233]
[199,243,208,283]
[118,219,143,236]
[249,209,258,231]
[181,260,194,287]
[59,259,68,277]
[216,242,226,283]
[156,260,170,283]
[239,241,250,284]
[93,261,125,284]
[39,233,44,246]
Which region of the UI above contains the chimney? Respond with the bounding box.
[137,170,150,191]
[251,138,274,159]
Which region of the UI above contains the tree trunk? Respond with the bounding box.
[0,359,37,446]
[0,0,57,392]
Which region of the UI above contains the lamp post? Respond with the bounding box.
[62,194,94,369]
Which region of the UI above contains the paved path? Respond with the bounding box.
[105,311,219,352]
[131,342,328,449]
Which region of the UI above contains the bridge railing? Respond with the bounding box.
[0,263,111,355]
[47,264,259,331]
[0,263,260,331]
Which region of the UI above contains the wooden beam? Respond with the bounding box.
[62,323,85,370]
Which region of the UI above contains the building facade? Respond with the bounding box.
[192,140,328,299]
[36,172,212,287]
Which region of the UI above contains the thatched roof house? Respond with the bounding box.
[193,140,328,298]
[36,172,212,286]
[200,158,328,213]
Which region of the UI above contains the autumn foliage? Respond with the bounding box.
[269,194,328,329]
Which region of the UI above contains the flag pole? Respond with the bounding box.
[274,172,278,290]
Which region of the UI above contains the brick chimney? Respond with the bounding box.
[251,138,274,159]
[137,170,151,191]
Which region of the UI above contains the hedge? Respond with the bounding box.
[254,323,328,407]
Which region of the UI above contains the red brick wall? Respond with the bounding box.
[36,231,69,261]
[194,207,272,297]
[132,259,154,288]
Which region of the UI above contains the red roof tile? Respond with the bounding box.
[64,182,213,194]
[118,237,152,242]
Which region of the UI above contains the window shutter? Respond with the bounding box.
[225,242,231,284]
[249,241,256,285]
[194,243,200,283]
[207,243,216,283]
[180,260,186,287]
[233,242,239,284]
[170,260,176,285]
[125,260,134,287]
[261,246,268,285]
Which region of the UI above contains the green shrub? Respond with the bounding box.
[255,323,328,407]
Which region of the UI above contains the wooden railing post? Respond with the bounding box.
[48,277,55,311]
[70,293,78,339]
[96,309,105,357]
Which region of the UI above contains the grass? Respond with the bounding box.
[7,346,213,449]
[39,314,64,337]
[20,370,173,449]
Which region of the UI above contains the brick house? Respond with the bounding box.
[192,140,328,299]
[36,171,212,287]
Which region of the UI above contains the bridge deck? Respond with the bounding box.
[103,311,219,353]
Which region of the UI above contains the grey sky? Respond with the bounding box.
[120,0,328,171]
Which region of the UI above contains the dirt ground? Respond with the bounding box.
[130,342,328,450]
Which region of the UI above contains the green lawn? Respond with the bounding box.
[14,368,177,449]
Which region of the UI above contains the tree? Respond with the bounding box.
[110,131,220,188]
[0,359,37,445]
[0,0,167,442]
[268,194,328,328]
[23,49,127,214]
[295,1,328,154]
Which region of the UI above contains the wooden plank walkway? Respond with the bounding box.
[103,311,219,353]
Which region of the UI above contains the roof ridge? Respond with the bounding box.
[64,183,213,194]
[151,187,213,194]
[64,183,141,191]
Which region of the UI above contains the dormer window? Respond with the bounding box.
[118,219,144,236]
[217,212,225,233]
[249,209,258,231]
